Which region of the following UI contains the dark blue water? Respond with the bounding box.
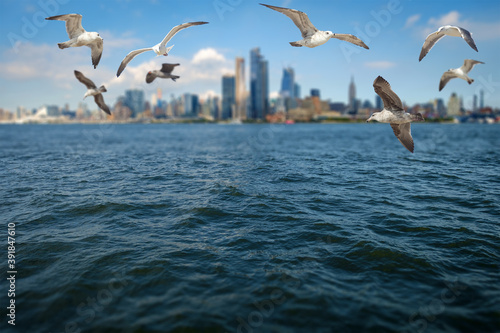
[0,123,499,333]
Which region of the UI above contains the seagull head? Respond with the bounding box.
[325,31,334,38]
[366,112,380,122]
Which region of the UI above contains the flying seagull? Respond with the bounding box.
[367,76,424,153]
[46,14,103,69]
[260,3,369,49]
[116,21,208,77]
[74,70,110,115]
[419,25,477,61]
[439,59,484,91]
[146,63,180,84]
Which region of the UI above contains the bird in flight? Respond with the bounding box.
[116,21,208,77]
[260,3,369,49]
[367,76,424,153]
[46,14,104,69]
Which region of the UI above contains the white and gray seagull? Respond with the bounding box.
[46,14,103,69]
[74,70,110,115]
[419,25,477,61]
[146,63,180,84]
[439,59,484,91]
[260,3,369,49]
[116,21,208,77]
[367,76,424,153]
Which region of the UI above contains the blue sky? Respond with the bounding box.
[1,0,499,112]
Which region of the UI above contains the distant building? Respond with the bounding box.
[375,95,382,110]
[447,93,461,116]
[235,57,247,120]
[222,75,235,120]
[280,67,297,111]
[473,94,478,112]
[348,76,357,114]
[434,98,446,117]
[480,89,484,109]
[249,47,269,120]
[294,83,301,99]
[310,89,320,98]
[124,89,144,117]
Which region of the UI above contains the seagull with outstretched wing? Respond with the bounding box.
[116,21,208,77]
[260,3,368,49]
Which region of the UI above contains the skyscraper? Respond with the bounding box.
[280,67,297,111]
[473,94,478,112]
[222,75,235,120]
[480,89,484,109]
[447,93,461,116]
[375,95,382,110]
[249,47,269,120]
[183,93,192,116]
[294,83,301,99]
[348,76,356,113]
[235,57,246,120]
[124,89,144,117]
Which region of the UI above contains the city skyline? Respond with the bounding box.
[1,0,500,113]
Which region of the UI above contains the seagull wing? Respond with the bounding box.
[439,71,456,91]
[461,59,484,73]
[116,48,152,77]
[159,22,208,48]
[373,76,403,111]
[390,123,414,153]
[260,3,317,38]
[161,63,180,74]
[456,26,478,52]
[419,30,445,61]
[74,70,96,89]
[46,14,85,39]
[89,38,103,69]
[94,94,111,115]
[331,34,369,49]
[145,72,157,84]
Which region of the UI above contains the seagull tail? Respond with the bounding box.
[171,75,180,82]
[57,42,71,49]
[289,41,302,47]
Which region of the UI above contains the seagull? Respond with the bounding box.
[116,21,208,77]
[260,3,369,49]
[74,70,110,115]
[367,76,424,153]
[146,63,180,84]
[46,14,103,69]
[439,59,484,91]
[419,25,478,61]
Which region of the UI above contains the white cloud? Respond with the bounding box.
[270,91,280,99]
[0,42,88,84]
[428,11,460,27]
[199,90,219,100]
[192,47,226,64]
[364,61,397,69]
[404,14,420,29]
